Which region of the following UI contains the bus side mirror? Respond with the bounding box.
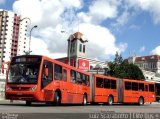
[44,67,49,77]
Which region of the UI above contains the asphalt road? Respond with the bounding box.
[0,100,160,119]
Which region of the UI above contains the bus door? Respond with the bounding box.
[41,61,53,101]
[144,84,149,102]
[123,81,132,103]
[148,84,155,102]
[67,70,76,103]
[95,77,106,102]
[60,68,69,103]
[155,83,160,101]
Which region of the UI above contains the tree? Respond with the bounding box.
[106,52,145,80]
[114,51,123,64]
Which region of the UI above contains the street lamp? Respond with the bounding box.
[19,17,31,25]
[28,25,38,55]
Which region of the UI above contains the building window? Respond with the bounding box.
[79,44,82,52]
[83,45,85,53]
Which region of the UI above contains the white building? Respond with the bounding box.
[0,9,29,99]
[127,55,160,82]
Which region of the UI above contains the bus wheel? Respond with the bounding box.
[54,92,61,106]
[138,97,144,105]
[26,101,31,106]
[108,96,113,105]
[82,94,87,106]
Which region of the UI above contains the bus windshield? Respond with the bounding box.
[7,56,41,84]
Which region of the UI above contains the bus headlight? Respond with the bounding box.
[30,85,37,91]
[152,95,155,98]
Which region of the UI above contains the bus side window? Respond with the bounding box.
[145,85,148,91]
[76,72,82,84]
[63,69,67,81]
[149,84,155,92]
[71,70,76,83]
[86,75,90,86]
[104,79,110,89]
[82,74,86,85]
[82,74,89,86]
[111,80,116,89]
[132,82,138,91]
[139,83,144,91]
[42,61,52,81]
[41,61,53,88]
[125,82,131,90]
[96,77,103,88]
[54,64,62,80]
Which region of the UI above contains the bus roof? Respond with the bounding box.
[123,78,155,84]
[94,74,118,80]
[12,55,90,75]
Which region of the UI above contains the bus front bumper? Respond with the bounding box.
[5,91,38,101]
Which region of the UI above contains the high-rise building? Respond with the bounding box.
[0,10,28,66]
[0,10,28,99]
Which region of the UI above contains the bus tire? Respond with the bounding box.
[26,101,31,106]
[54,92,61,106]
[138,97,144,105]
[82,94,87,106]
[108,96,113,105]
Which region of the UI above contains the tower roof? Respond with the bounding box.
[73,32,83,39]
[69,32,88,43]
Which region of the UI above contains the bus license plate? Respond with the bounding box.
[16,93,23,95]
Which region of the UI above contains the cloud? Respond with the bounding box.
[77,0,119,24]
[30,36,67,59]
[139,46,145,52]
[13,0,82,28]
[89,0,118,23]
[79,23,127,58]
[112,10,130,29]
[126,0,160,24]
[151,46,160,55]
[129,24,140,30]
[13,0,127,60]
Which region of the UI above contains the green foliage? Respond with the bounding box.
[106,52,145,80]
[114,51,123,64]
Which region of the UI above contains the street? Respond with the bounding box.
[0,100,160,119]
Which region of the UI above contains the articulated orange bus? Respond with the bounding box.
[5,55,90,105]
[5,55,156,106]
[90,74,156,105]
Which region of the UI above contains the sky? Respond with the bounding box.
[0,0,160,61]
